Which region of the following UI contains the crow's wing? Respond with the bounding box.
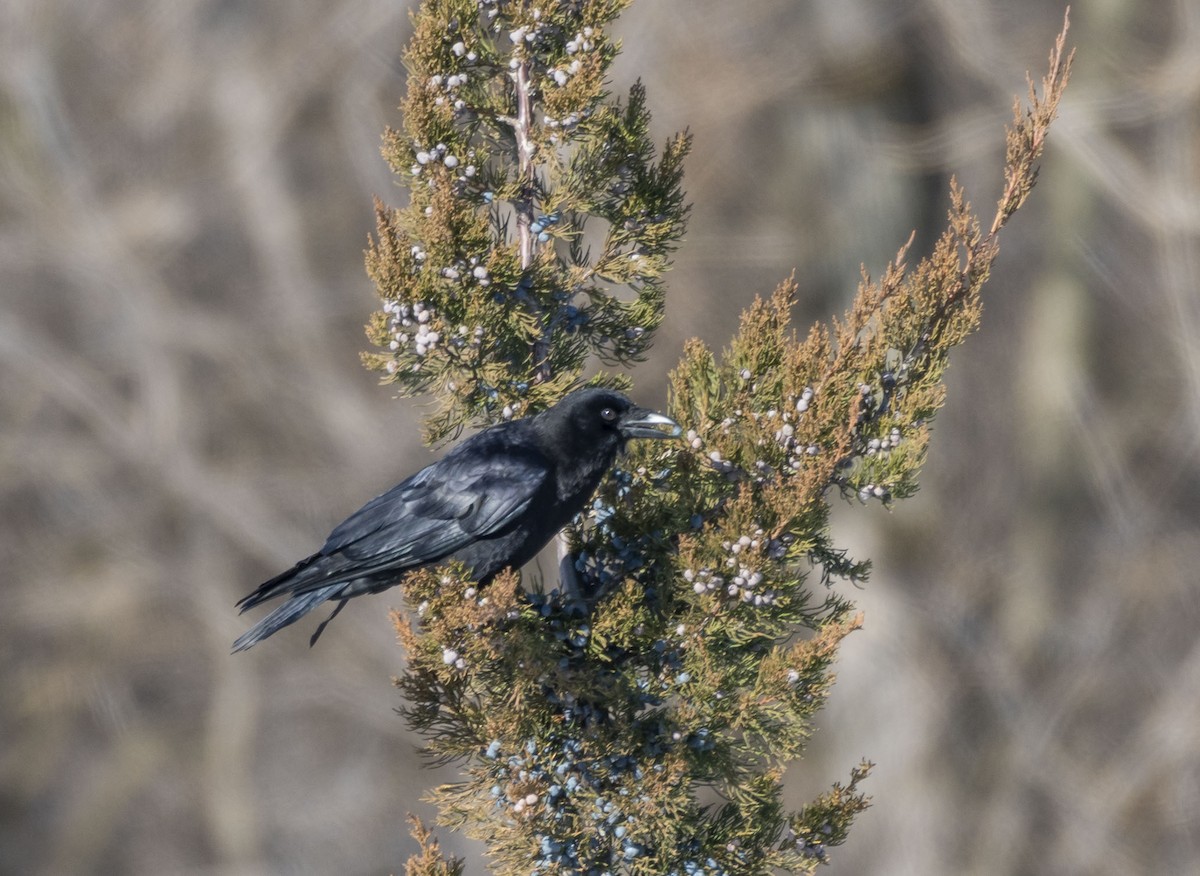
[301,436,549,583]
[236,427,550,611]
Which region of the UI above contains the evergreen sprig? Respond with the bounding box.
[364,0,690,444]
[380,3,1073,873]
[406,816,467,876]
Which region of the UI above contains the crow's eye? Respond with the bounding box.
[600,407,618,423]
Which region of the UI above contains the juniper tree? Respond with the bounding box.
[364,3,1073,874]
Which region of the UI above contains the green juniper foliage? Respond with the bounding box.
[365,0,689,444]
[374,2,1073,874]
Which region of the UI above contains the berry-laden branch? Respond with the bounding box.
[364,0,690,444]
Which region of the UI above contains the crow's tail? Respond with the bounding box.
[235,553,322,613]
[231,584,343,653]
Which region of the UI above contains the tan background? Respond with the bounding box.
[3,1,1197,873]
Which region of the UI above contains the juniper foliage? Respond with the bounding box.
[364,0,689,444]
[372,3,1073,873]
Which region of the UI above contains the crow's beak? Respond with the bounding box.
[619,407,683,440]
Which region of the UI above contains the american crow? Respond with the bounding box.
[232,388,680,651]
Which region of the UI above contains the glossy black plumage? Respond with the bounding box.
[232,388,679,651]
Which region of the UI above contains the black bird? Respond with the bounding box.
[232,388,680,651]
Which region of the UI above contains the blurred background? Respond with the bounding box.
[3,1,1198,873]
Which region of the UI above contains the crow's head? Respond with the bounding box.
[545,388,681,456]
